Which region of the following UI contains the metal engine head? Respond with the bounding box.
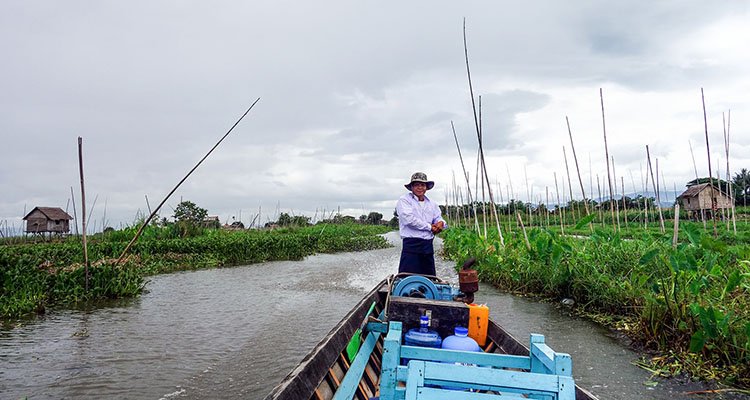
[392,275,455,300]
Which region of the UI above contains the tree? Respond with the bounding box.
[172,200,209,237]
[274,212,311,227]
[733,169,750,206]
[173,201,208,224]
[366,212,383,225]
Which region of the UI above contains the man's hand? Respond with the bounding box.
[431,221,445,234]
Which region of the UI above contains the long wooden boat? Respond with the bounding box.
[265,276,600,400]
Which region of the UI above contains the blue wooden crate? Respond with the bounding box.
[380,322,575,400]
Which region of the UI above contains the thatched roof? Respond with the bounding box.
[677,183,730,199]
[23,207,73,221]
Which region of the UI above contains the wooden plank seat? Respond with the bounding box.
[380,322,576,400]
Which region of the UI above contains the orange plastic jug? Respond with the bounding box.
[467,303,489,346]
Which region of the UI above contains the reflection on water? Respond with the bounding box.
[0,232,738,399]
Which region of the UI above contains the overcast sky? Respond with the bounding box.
[2,1,748,232]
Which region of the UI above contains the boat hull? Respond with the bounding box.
[265,279,599,400]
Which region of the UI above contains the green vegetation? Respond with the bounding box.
[442,217,750,388]
[1,223,391,321]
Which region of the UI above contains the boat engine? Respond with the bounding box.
[392,275,455,300]
[391,258,479,303]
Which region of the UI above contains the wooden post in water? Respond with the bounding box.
[77,137,89,291]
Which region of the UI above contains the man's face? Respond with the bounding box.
[410,182,427,197]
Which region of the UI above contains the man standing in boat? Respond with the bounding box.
[396,172,447,276]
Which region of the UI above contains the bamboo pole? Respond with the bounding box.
[656,157,664,224]
[673,203,680,249]
[611,156,621,231]
[640,163,648,226]
[563,146,577,222]
[70,186,79,236]
[545,186,550,228]
[554,172,565,235]
[524,165,533,226]
[462,22,504,246]
[701,88,717,237]
[116,98,260,265]
[622,176,628,226]
[516,212,530,250]
[599,88,617,230]
[77,137,89,290]
[479,96,493,237]
[724,110,737,233]
[689,140,706,226]
[596,175,604,226]
[450,121,479,234]
[566,116,592,230]
[646,145,665,233]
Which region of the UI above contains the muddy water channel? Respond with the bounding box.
[1,232,739,399]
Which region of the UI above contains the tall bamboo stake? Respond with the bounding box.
[566,116,592,230]
[701,88,718,237]
[545,186,550,228]
[600,88,616,230]
[629,170,638,222]
[516,212,530,250]
[524,165,533,226]
[689,140,706,225]
[77,137,89,290]
[463,22,503,245]
[643,163,650,228]
[596,175,604,225]
[724,110,736,233]
[673,203,680,249]
[621,176,628,226]
[562,146,577,222]
[451,121,480,233]
[611,156,621,231]
[554,172,565,235]
[656,157,663,221]
[70,186,79,236]
[116,98,260,265]
[646,146,665,232]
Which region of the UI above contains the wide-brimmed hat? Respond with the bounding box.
[405,172,435,190]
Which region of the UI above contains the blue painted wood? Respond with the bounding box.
[380,321,403,400]
[530,334,572,377]
[400,345,530,369]
[404,360,576,400]
[332,329,381,400]
[381,322,578,400]
[412,387,530,400]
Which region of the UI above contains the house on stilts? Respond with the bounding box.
[23,207,74,237]
[676,183,733,220]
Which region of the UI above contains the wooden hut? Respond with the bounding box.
[677,183,733,219]
[23,207,74,235]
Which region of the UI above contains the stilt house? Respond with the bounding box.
[676,183,733,219]
[23,207,74,235]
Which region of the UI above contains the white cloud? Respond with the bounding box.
[1,1,748,231]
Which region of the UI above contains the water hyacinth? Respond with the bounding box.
[442,222,750,387]
[1,223,391,321]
